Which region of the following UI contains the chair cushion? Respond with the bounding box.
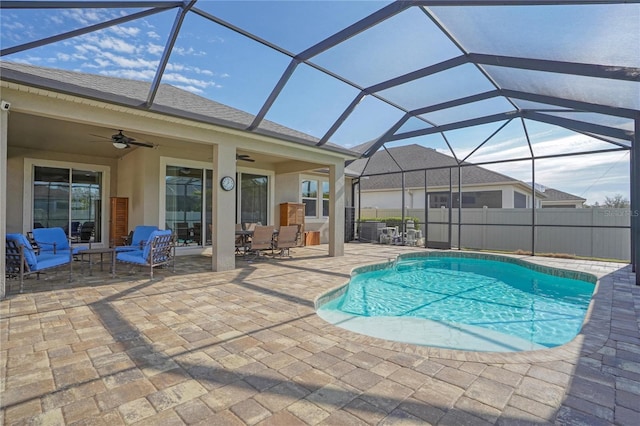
[33,252,71,270]
[6,233,38,270]
[32,227,70,251]
[115,225,159,252]
[116,249,147,265]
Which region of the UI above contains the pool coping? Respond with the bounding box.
[313,251,609,364]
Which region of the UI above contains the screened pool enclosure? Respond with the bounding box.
[1,1,639,282]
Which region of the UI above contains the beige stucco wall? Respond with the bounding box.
[6,146,118,234]
[273,171,354,244]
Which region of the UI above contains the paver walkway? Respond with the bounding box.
[1,244,639,425]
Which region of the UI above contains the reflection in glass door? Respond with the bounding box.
[165,166,212,246]
[33,166,102,243]
[240,173,268,226]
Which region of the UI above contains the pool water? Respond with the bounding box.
[317,256,596,352]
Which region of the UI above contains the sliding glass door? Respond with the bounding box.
[240,173,268,226]
[165,165,212,246]
[32,166,103,243]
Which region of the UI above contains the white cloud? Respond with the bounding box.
[94,35,137,54]
[162,72,213,89]
[109,25,141,37]
[62,9,105,25]
[171,46,207,57]
[194,67,214,76]
[99,68,157,81]
[165,63,185,72]
[147,43,164,56]
[174,85,204,94]
[147,31,160,39]
[49,15,64,25]
[101,52,158,69]
[4,20,26,31]
[82,58,111,68]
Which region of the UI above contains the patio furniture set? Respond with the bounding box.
[5,225,176,293]
[235,223,299,258]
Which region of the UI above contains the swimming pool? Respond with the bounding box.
[317,253,597,352]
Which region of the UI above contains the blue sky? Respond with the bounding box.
[1,1,634,205]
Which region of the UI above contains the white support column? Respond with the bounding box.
[212,143,236,271]
[329,162,345,257]
[0,105,8,299]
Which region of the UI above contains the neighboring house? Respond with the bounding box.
[348,144,581,209]
[0,62,359,280]
[538,187,586,208]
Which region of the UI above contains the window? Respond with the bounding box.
[429,190,502,208]
[302,178,330,217]
[165,166,212,246]
[514,192,527,208]
[31,164,104,243]
[240,173,268,226]
[302,180,318,217]
[322,181,330,217]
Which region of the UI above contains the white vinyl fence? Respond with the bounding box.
[359,207,631,261]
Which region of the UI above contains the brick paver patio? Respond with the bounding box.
[1,244,639,425]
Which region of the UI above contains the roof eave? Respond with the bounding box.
[0,65,360,160]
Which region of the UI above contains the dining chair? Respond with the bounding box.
[274,225,298,257]
[247,225,274,258]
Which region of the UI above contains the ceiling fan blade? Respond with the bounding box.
[89,133,111,140]
[128,141,155,148]
[236,154,255,162]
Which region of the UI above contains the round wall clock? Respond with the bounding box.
[220,176,235,191]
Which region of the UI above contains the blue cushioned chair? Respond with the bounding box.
[32,227,87,256]
[6,233,73,293]
[115,225,159,252]
[115,229,175,278]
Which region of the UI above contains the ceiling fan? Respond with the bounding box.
[236,154,255,162]
[91,130,155,149]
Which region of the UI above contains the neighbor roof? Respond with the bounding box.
[540,187,586,203]
[351,144,527,190]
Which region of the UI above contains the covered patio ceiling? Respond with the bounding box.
[1,0,637,162]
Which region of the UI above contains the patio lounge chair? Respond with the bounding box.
[115,225,159,252]
[274,225,298,257]
[115,229,175,278]
[32,227,88,256]
[247,225,274,258]
[6,233,73,293]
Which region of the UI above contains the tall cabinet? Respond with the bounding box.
[109,197,128,247]
[279,202,305,245]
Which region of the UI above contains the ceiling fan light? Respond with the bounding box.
[112,141,128,149]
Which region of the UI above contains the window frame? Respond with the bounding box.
[23,158,111,246]
[160,157,213,250]
[236,165,275,225]
[301,176,330,219]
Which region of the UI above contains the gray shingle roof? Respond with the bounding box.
[540,187,586,202]
[352,144,522,190]
[0,61,358,158]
